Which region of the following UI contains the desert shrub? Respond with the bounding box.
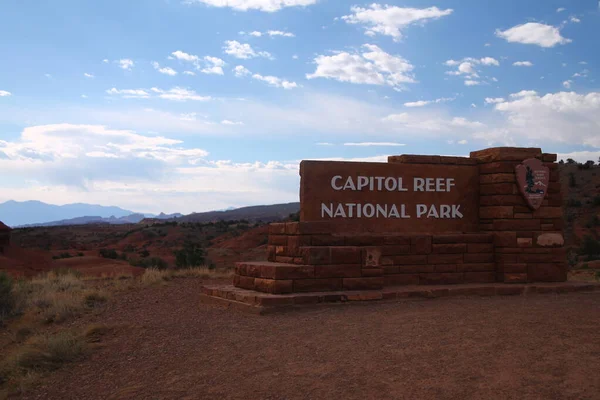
[139,249,150,258]
[0,272,15,324]
[596,271,600,281]
[98,248,118,259]
[567,198,582,207]
[174,242,205,269]
[52,268,82,278]
[579,235,600,260]
[568,172,577,187]
[3,331,86,376]
[130,257,168,270]
[83,324,113,343]
[83,291,108,308]
[140,268,172,285]
[580,263,589,270]
[288,211,300,222]
[592,196,600,207]
[52,252,73,260]
[585,215,600,228]
[77,252,84,257]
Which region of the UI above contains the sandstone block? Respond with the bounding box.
[500,263,527,273]
[269,223,286,235]
[527,264,567,282]
[268,235,288,246]
[432,244,467,254]
[383,255,428,265]
[343,277,384,290]
[503,273,527,283]
[260,264,315,280]
[493,219,541,231]
[479,162,518,174]
[302,247,330,265]
[381,245,411,256]
[480,183,518,196]
[311,235,345,246]
[285,222,300,235]
[470,147,541,162]
[411,235,432,254]
[494,232,517,247]
[383,235,412,245]
[236,275,256,290]
[363,247,382,267]
[384,274,419,286]
[362,268,384,277]
[467,243,494,253]
[464,272,496,283]
[345,235,386,246]
[314,264,362,278]
[254,278,294,294]
[533,207,563,219]
[293,278,343,292]
[434,264,457,273]
[419,273,464,285]
[457,263,495,272]
[428,254,464,264]
[480,174,516,184]
[480,195,526,206]
[464,253,495,263]
[331,246,362,264]
[517,238,533,248]
[479,206,514,219]
[536,233,564,247]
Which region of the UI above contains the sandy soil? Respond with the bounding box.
[22,279,600,400]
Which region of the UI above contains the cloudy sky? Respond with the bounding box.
[0,0,599,214]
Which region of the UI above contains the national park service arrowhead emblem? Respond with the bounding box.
[515,158,549,210]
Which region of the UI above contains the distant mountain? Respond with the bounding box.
[174,202,300,224]
[0,200,138,227]
[17,213,149,228]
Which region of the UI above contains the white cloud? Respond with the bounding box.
[81,95,88,99]
[556,7,566,12]
[183,0,316,12]
[316,142,333,146]
[106,88,151,99]
[151,62,178,76]
[510,90,538,98]
[292,54,299,59]
[152,87,211,101]
[0,90,11,97]
[579,61,587,65]
[84,73,95,78]
[183,70,196,76]
[484,43,491,47]
[485,97,505,104]
[307,44,415,91]
[341,4,453,41]
[118,59,134,70]
[201,56,226,75]
[458,139,468,144]
[490,91,600,148]
[572,69,589,78]
[382,112,485,131]
[343,142,405,146]
[495,22,571,47]
[245,30,295,37]
[513,61,533,67]
[221,120,243,125]
[557,151,600,164]
[570,16,581,23]
[172,51,200,63]
[0,124,302,214]
[102,59,109,63]
[233,65,251,77]
[563,80,572,88]
[223,40,271,59]
[444,57,499,85]
[404,97,454,107]
[252,74,298,89]
[107,87,210,101]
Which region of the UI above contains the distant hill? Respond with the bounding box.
[174,202,300,223]
[0,200,184,227]
[0,200,137,227]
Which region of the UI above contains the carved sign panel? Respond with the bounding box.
[515,158,549,210]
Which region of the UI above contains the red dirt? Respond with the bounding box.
[52,256,144,277]
[21,279,600,400]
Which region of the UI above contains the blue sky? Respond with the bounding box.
[0,0,599,214]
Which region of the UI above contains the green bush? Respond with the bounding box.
[130,257,168,270]
[568,172,577,187]
[99,248,118,259]
[567,199,582,207]
[0,272,15,324]
[579,235,600,260]
[174,242,205,269]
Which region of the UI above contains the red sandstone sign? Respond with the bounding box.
[515,158,549,210]
[299,160,479,233]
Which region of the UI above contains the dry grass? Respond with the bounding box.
[139,266,233,285]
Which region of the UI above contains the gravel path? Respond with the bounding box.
[23,279,600,400]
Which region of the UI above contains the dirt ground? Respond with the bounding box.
[21,279,600,400]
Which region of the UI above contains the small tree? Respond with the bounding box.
[568,172,577,188]
[174,242,205,268]
[566,158,576,164]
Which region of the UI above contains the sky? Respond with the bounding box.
[0,0,599,215]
